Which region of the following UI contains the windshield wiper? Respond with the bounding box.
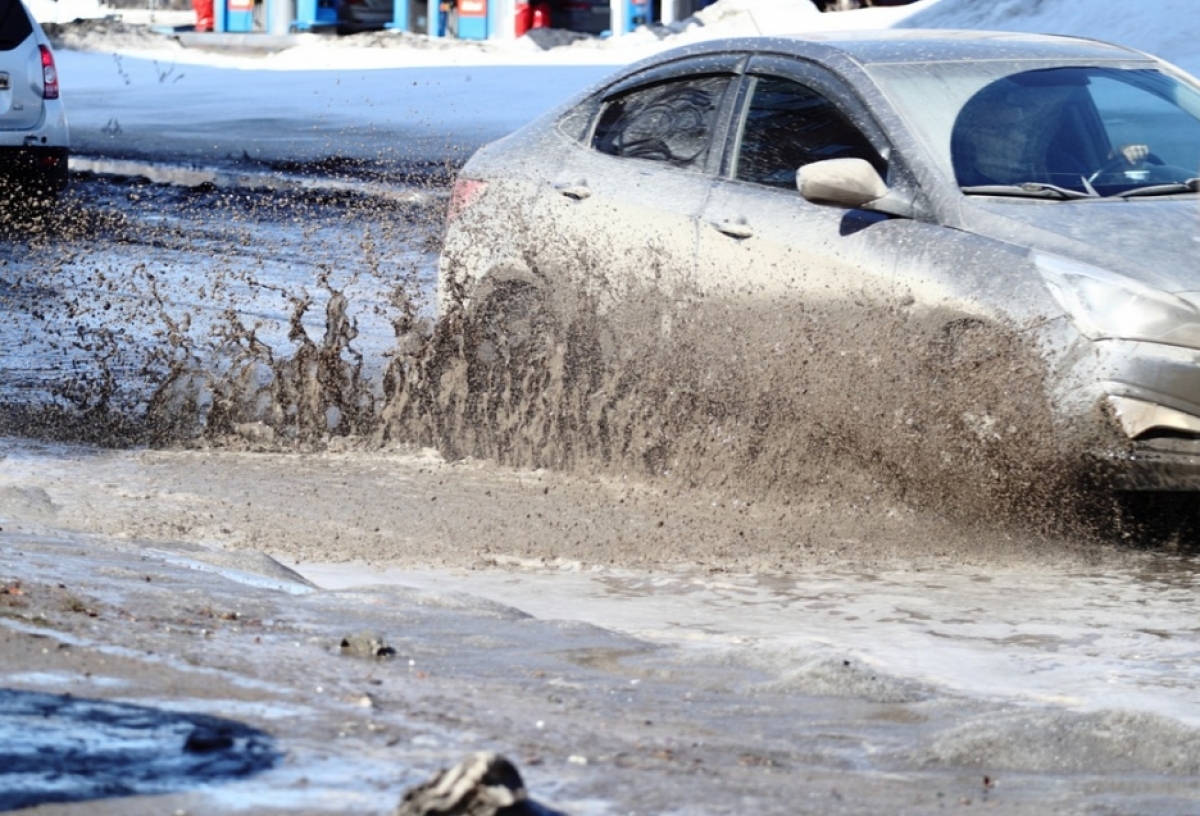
[960,182,1096,200]
[1112,178,1200,199]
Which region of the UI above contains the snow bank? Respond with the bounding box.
[26,0,106,25]
[898,0,1200,74]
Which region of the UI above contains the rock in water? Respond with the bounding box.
[339,630,396,659]
[393,752,562,816]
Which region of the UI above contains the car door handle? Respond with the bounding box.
[553,181,591,201]
[711,219,753,240]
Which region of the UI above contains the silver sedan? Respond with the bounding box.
[438,31,1200,501]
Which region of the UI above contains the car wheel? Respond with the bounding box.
[1106,491,1200,549]
[917,315,1088,523]
[460,281,567,463]
[465,282,556,373]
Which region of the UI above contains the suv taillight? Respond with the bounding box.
[39,45,58,100]
[447,178,488,223]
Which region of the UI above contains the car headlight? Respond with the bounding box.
[1036,252,1200,350]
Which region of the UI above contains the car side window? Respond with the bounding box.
[735,76,884,190]
[592,76,732,171]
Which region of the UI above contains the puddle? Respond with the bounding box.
[0,688,277,811]
[69,155,440,203]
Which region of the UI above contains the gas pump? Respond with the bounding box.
[456,0,487,39]
[294,0,337,29]
[390,0,442,36]
[608,0,648,35]
[626,0,648,29]
[215,0,255,31]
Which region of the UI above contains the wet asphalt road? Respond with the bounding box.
[2,159,1200,815]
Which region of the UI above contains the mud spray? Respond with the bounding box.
[0,172,1191,559]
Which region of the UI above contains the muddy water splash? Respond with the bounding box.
[0,173,1186,550]
[375,277,1110,539]
[0,174,439,445]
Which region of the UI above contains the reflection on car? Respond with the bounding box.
[439,31,1200,497]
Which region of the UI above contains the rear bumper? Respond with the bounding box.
[0,146,69,191]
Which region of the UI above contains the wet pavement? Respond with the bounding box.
[3,36,1200,813]
[3,439,1200,814]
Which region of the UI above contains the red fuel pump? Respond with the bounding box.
[193,0,214,31]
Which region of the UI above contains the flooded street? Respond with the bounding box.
[3,436,1200,814]
[1,168,1199,814]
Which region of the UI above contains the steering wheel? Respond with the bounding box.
[1087,150,1164,183]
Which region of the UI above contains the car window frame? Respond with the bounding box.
[720,55,898,191]
[561,54,748,177]
[598,53,748,102]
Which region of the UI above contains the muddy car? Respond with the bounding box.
[438,31,1200,499]
[0,0,68,202]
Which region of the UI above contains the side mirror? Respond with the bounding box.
[798,158,914,218]
[798,158,887,206]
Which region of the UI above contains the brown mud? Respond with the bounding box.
[0,172,1195,562]
[371,268,1167,553]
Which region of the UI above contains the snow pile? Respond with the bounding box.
[26,0,106,25]
[897,0,1200,74]
[674,0,825,38]
[41,16,188,52]
[530,0,929,52]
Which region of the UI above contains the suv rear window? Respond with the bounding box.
[0,1,33,51]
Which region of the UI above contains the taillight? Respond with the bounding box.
[447,178,488,223]
[39,45,58,100]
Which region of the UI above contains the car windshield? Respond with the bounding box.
[867,60,1200,198]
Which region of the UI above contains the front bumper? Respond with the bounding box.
[1098,396,1200,490]
[1098,439,1200,491]
[1060,340,1200,491]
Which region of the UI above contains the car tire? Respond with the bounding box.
[458,281,566,463]
[1103,491,1200,548]
[465,282,556,374]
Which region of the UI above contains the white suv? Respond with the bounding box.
[0,0,68,202]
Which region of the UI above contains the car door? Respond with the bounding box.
[534,56,741,333]
[689,57,928,436]
[695,57,907,304]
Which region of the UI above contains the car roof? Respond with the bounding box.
[671,29,1156,67]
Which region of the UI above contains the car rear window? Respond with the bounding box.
[0,1,33,51]
[592,75,732,171]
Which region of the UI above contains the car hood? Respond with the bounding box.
[963,198,1200,295]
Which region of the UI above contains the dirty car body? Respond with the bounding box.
[439,31,1200,492]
